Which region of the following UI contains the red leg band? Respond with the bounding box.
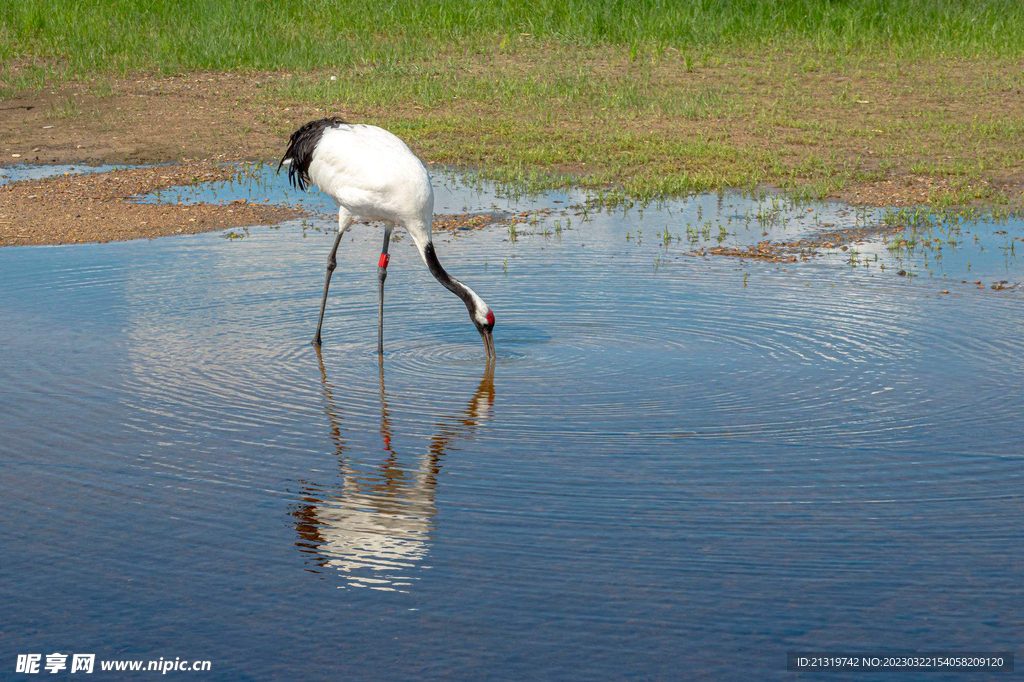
[378,253,390,269]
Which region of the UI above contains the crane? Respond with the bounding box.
[278,118,496,359]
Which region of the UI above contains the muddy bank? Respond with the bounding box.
[0,161,519,247]
[2,67,1022,211]
[0,162,304,246]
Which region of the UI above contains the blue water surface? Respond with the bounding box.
[1,169,1022,680]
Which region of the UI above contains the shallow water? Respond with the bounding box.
[0,163,123,186]
[1,167,1022,679]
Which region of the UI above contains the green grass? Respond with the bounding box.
[45,97,81,120]
[2,1,1023,208]
[275,60,732,120]
[2,0,1024,77]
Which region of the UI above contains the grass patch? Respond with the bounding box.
[0,62,53,98]
[45,97,80,120]
[4,0,1024,75]
[2,2,1024,207]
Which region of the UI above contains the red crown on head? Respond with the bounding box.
[486,310,495,326]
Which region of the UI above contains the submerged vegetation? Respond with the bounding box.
[2,1,1024,206]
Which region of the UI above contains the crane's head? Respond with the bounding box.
[473,306,496,360]
[420,242,495,360]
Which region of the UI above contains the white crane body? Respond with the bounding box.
[308,125,434,237]
[279,118,495,358]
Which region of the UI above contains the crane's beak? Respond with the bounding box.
[481,329,495,360]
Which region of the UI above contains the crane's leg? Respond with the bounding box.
[377,225,394,355]
[312,212,353,347]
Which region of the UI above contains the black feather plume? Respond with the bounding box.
[278,117,347,191]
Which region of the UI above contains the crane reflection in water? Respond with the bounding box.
[292,350,495,592]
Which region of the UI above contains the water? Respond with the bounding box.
[1,166,1022,680]
[0,163,124,186]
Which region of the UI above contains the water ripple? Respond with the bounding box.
[2,171,1022,679]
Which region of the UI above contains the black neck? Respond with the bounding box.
[423,242,477,316]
